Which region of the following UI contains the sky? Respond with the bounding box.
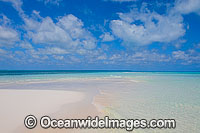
[0,0,200,70]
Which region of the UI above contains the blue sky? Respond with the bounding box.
[0,0,200,70]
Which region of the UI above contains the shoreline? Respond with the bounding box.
[0,74,200,132]
[0,89,103,133]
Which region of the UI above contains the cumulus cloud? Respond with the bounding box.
[174,0,200,15]
[18,41,69,60]
[173,51,189,60]
[1,0,200,67]
[26,17,72,46]
[19,41,33,49]
[24,13,96,50]
[0,48,11,62]
[0,15,19,47]
[97,54,107,60]
[53,55,64,60]
[129,51,170,63]
[1,0,96,51]
[38,0,62,5]
[0,26,19,46]
[130,51,170,62]
[172,50,200,64]
[38,47,68,55]
[107,50,171,65]
[0,0,98,62]
[100,32,114,42]
[19,46,68,60]
[0,15,10,25]
[0,0,23,14]
[110,8,185,46]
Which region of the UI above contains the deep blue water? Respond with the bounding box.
[0,70,199,76]
[0,70,131,76]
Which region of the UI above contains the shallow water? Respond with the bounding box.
[0,71,200,132]
[102,73,200,132]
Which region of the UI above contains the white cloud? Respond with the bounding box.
[174,0,200,15]
[38,47,68,55]
[108,50,171,65]
[53,55,64,60]
[18,41,68,60]
[27,17,72,47]
[0,26,19,46]
[106,49,200,65]
[70,56,81,63]
[22,45,68,55]
[97,54,107,60]
[100,32,114,42]
[0,15,10,25]
[172,50,200,64]
[172,51,188,60]
[58,14,96,49]
[0,0,23,14]
[19,41,33,49]
[109,54,122,60]
[2,0,200,67]
[110,9,185,45]
[24,13,96,50]
[128,51,170,63]
[38,0,62,5]
[173,39,186,49]
[0,15,19,47]
[0,48,12,61]
[1,0,97,51]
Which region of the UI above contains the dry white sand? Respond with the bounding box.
[0,89,90,133]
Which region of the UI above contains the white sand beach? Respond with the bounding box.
[0,89,100,133]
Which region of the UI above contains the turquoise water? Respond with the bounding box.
[100,72,200,132]
[0,70,131,83]
[0,71,200,132]
[0,70,199,82]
